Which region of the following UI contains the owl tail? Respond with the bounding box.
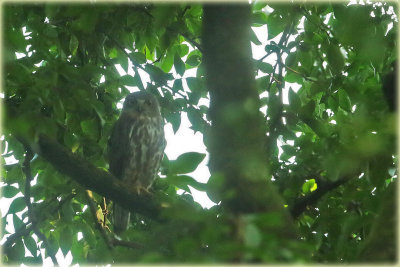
[114,204,130,234]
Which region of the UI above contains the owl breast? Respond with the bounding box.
[123,116,165,189]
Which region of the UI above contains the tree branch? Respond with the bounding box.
[2,193,75,250]
[85,190,113,250]
[35,134,195,223]
[22,146,58,264]
[36,134,165,220]
[290,175,352,219]
[202,4,292,217]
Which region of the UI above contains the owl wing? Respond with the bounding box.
[108,114,131,179]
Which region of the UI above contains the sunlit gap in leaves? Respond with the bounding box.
[252,22,302,167]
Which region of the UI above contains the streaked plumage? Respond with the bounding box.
[108,91,166,233]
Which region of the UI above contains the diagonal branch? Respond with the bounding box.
[35,134,195,223]
[290,175,352,219]
[36,134,164,220]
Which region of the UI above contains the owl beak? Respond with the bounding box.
[136,99,145,112]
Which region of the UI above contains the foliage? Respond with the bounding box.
[1,2,397,264]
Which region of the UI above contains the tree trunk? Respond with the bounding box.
[202,4,297,239]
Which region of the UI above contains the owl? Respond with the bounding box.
[108,91,166,233]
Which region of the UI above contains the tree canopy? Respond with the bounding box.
[2,2,398,264]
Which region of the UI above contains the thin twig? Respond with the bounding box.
[179,32,203,53]
[3,224,34,249]
[283,63,317,82]
[85,190,145,250]
[85,190,113,250]
[2,193,75,250]
[22,146,58,264]
[102,197,108,228]
[265,22,293,156]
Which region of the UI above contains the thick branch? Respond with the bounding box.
[36,134,165,221]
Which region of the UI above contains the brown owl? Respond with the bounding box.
[108,91,166,233]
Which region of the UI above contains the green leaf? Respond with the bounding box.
[69,34,79,56]
[178,44,189,57]
[73,10,99,33]
[2,185,20,198]
[326,44,344,75]
[169,152,206,174]
[244,223,262,248]
[60,226,73,256]
[302,179,318,194]
[298,51,313,71]
[108,48,118,59]
[131,52,146,64]
[119,57,129,73]
[120,75,137,86]
[61,200,74,223]
[160,51,174,73]
[257,61,274,73]
[71,240,89,263]
[134,70,145,90]
[43,25,58,38]
[252,11,268,26]
[328,95,338,112]
[47,233,59,258]
[5,165,23,185]
[186,77,204,94]
[285,71,302,83]
[288,87,301,110]
[281,145,296,156]
[253,1,268,11]
[266,13,285,40]
[80,119,99,140]
[8,238,25,261]
[172,79,184,93]
[169,112,181,133]
[145,64,171,84]
[81,224,96,247]
[338,89,351,112]
[250,28,262,45]
[285,52,297,68]
[24,236,38,257]
[174,53,186,76]
[13,214,25,230]
[167,174,207,192]
[8,197,26,214]
[186,54,201,67]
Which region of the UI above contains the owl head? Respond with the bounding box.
[122,91,161,117]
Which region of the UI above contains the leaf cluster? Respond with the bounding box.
[2,2,397,264]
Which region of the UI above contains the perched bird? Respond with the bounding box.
[108,91,166,233]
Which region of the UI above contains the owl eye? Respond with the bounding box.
[145,99,152,106]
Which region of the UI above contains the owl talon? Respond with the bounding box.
[135,186,152,195]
